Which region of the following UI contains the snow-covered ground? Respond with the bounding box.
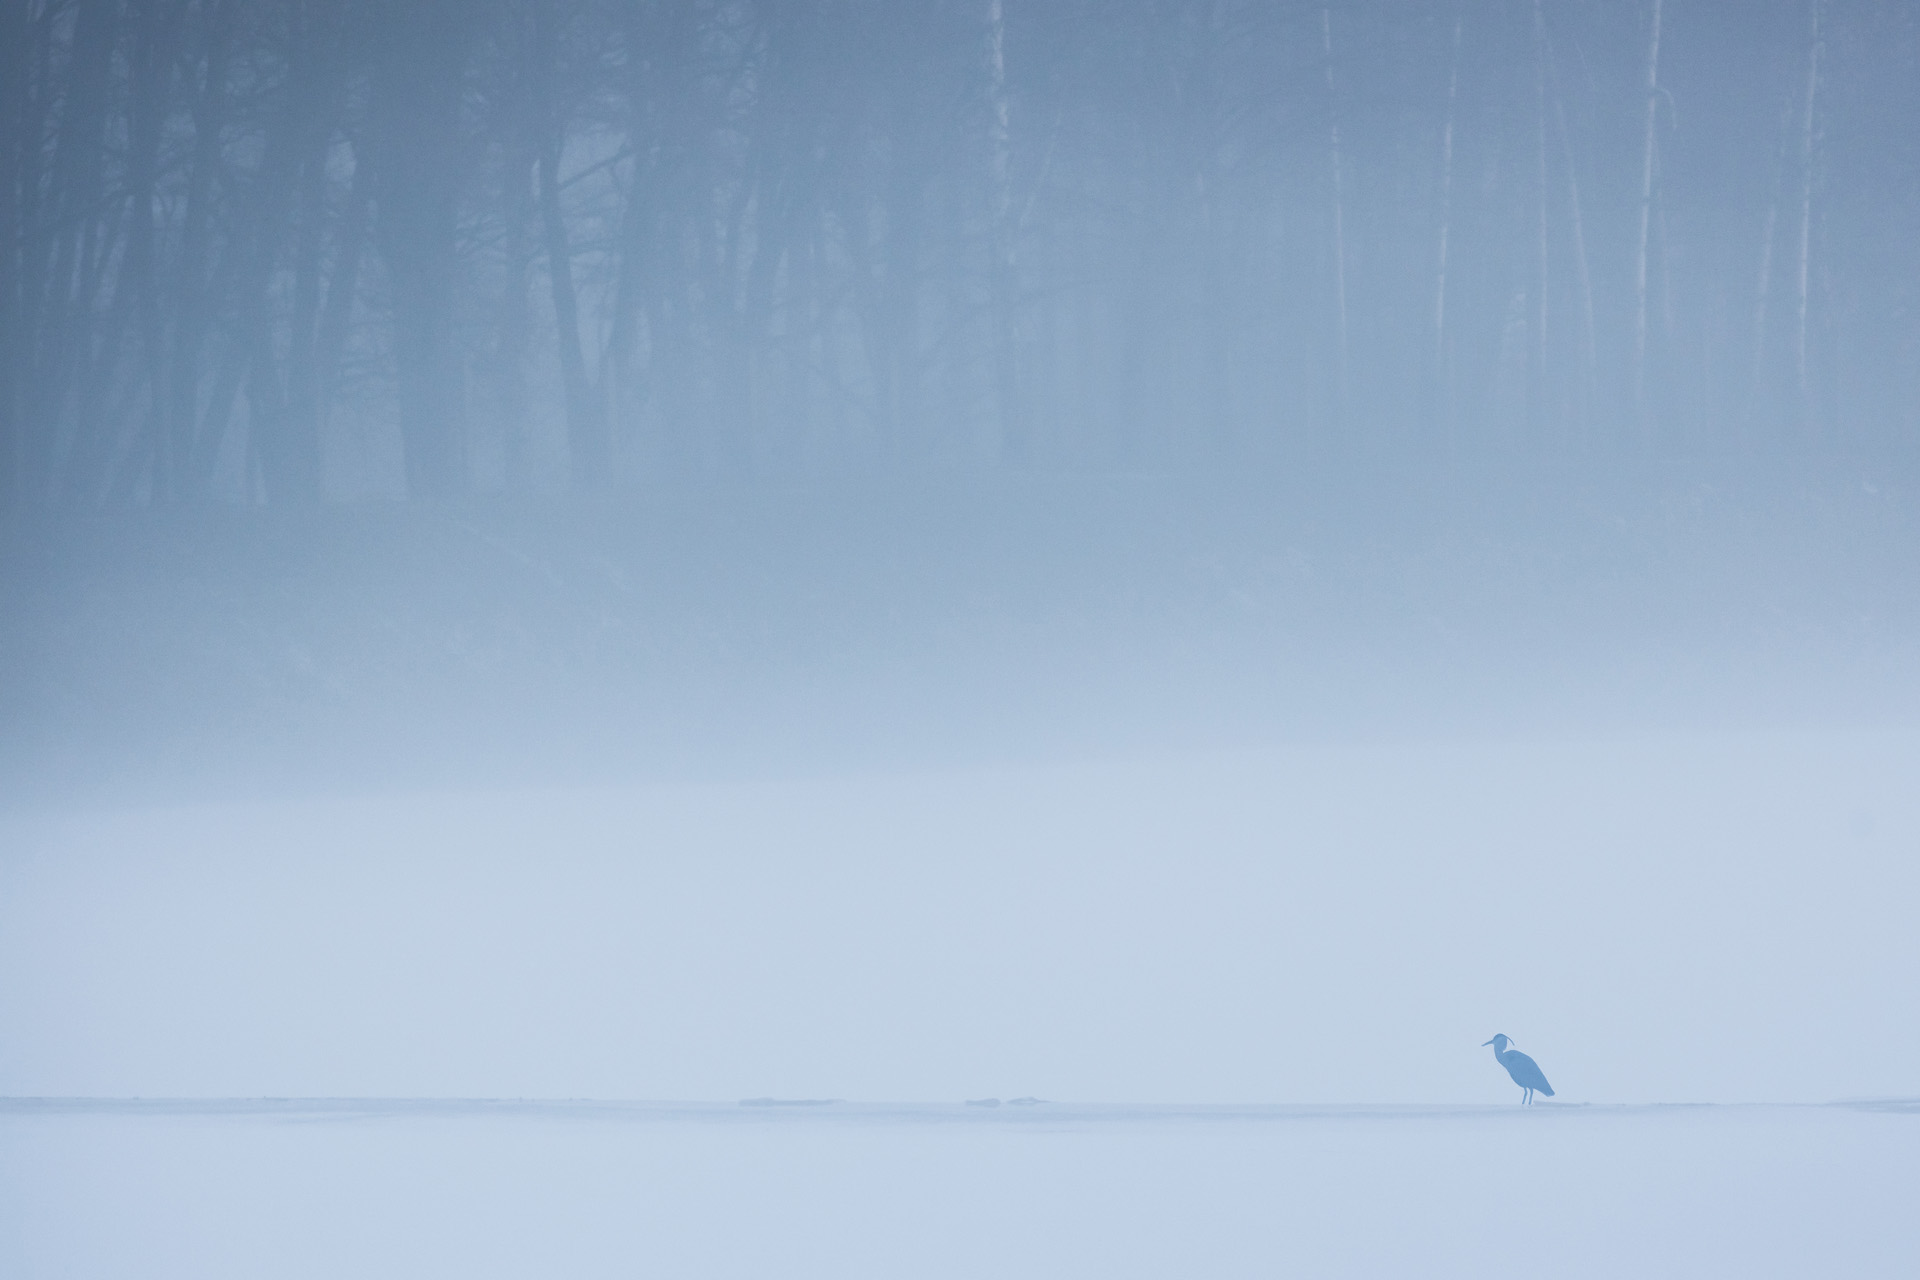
[3,1098,1916,1278]
[5,733,1917,1103]
[3,732,1917,1275]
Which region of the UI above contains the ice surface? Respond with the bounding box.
[4,733,1918,1104]
[4,734,1917,1275]
[2,1098,1916,1278]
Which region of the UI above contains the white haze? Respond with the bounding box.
[5,730,1915,1106]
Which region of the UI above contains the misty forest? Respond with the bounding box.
[4,4,1920,1277]
[4,0,1918,502]
[3,0,1919,795]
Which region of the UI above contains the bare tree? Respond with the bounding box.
[1431,9,1461,445]
[1631,0,1663,440]
[1,0,1915,507]
[1793,0,1822,428]
[1549,48,1596,440]
[1530,0,1549,436]
[368,0,476,499]
[986,0,1024,462]
[530,0,609,487]
[0,0,24,511]
[1752,85,1804,442]
[1321,4,1347,425]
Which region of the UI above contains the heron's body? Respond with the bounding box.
[1483,1034,1554,1104]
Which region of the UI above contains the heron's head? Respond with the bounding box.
[1483,1035,1510,1051]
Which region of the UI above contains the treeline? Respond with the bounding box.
[1,0,1915,507]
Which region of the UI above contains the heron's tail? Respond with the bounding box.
[1538,1083,1555,1097]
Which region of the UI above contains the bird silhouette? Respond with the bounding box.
[1483,1034,1554,1104]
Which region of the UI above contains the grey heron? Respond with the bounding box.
[1483,1034,1554,1104]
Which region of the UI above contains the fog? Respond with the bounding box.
[3,0,1919,1275]
[6,732,1920,1104]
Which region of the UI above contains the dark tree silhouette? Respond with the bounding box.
[0,0,1915,508]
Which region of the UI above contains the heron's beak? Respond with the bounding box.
[1481,1038,1495,1046]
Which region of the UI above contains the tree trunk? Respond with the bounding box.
[369,0,470,500]
[165,0,236,502]
[541,140,608,487]
[11,2,58,498]
[532,1,609,488]
[881,116,927,464]
[986,0,1023,464]
[68,0,180,503]
[1321,6,1348,429]
[496,138,536,493]
[1752,94,1795,431]
[1794,0,1822,429]
[1531,0,1550,440]
[120,0,182,503]
[28,0,118,504]
[314,149,370,439]
[1632,0,1663,441]
[0,0,24,512]
[1548,37,1597,438]
[260,0,347,505]
[1431,11,1461,447]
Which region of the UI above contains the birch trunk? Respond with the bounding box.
[1632,0,1663,438]
[1547,26,1596,434]
[497,140,535,493]
[1794,0,1822,425]
[539,137,608,486]
[1321,6,1348,424]
[0,0,22,509]
[1531,0,1550,437]
[1432,10,1461,443]
[1752,94,1794,426]
[987,0,1023,462]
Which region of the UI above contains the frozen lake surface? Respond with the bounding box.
[4,1097,1916,1278]
[5,738,1918,1275]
